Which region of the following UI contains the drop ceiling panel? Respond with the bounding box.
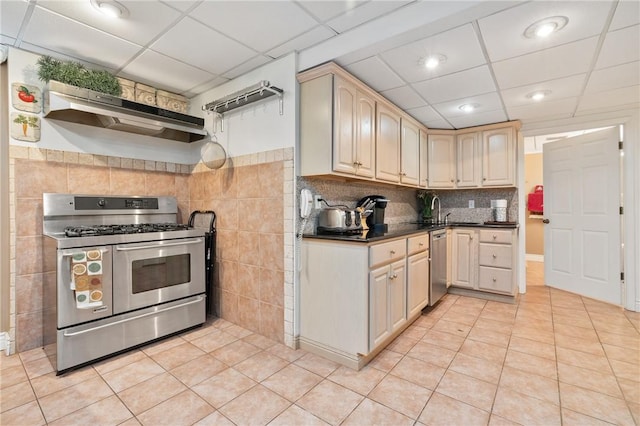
[432,92,503,118]
[326,1,411,34]
[120,49,214,93]
[424,118,454,130]
[186,76,230,99]
[189,1,319,53]
[380,24,486,83]
[151,17,256,75]
[380,86,426,110]
[609,0,640,31]
[19,41,118,71]
[160,0,199,13]
[577,85,640,113]
[500,74,586,107]
[586,61,640,94]
[405,106,442,124]
[37,0,182,46]
[0,0,29,39]
[448,109,508,129]
[266,26,336,59]
[478,1,612,62]
[506,97,578,121]
[344,56,404,92]
[296,0,365,22]
[492,37,598,90]
[222,55,272,80]
[22,6,141,70]
[595,25,640,69]
[412,65,496,104]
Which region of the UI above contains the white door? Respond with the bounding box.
[543,127,621,304]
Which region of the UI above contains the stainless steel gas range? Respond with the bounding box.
[43,193,206,374]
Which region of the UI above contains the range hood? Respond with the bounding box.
[44,81,207,143]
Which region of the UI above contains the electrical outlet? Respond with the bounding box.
[313,195,322,209]
[469,200,475,208]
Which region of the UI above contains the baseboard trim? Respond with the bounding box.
[526,254,544,262]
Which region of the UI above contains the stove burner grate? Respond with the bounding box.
[64,223,191,237]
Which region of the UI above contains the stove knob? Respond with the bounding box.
[97,199,106,207]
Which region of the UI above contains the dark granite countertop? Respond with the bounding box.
[303,221,518,243]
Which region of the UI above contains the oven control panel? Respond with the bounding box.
[75,197,159,210]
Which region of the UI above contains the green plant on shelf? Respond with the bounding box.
[36,55,121,96]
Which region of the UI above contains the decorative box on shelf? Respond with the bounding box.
[117,78,135,101]
[157,90,188,114]
[135,83,156,106]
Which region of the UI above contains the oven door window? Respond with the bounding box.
[131,254,191,293]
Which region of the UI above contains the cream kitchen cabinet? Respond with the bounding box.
[449,227,517,297]
[427,133,456,188]
[407,234,429,317]
[300,232,430,370]
[419,128,428,188]
[375,103,401,183]
[450,228,477,289]
[400,117,421,186]
[299,72,375,179]
[482,127,515,186]
[456,132,481,187]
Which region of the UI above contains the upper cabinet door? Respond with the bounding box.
[456,132,481,188]
[482,127,515,186]
[355,90,375,178]
[375,103,401,183]
[419,129,428,188]
[427,134,455,188]
[400,118,420,186]
[333,76,358,175]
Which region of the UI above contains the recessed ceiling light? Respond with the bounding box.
[527,90,552,101]
[90,0,129,19]
[422,54,447,69]
[524,16,568,39]
[459,103,479,113]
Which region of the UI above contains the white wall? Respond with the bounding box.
[188,53,297,158]
[7,47,198,164]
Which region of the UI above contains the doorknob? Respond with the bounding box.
[542,219,550,224]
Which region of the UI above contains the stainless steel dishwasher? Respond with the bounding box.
[429,229,447,306]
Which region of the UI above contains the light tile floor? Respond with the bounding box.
[2,262,639,425]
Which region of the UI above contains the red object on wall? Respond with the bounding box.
[528,185,544,213]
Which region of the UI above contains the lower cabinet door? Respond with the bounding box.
[369,265,391,349]
[407,251,429,317]
[389,260,407,334]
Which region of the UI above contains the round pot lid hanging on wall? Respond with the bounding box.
[200,112,227,170]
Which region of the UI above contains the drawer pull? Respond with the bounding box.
[419,242,424,247]
[389,273,398,280]
[492,234,497,239]
[492,254,497,259]
[390,250,396,255]
[492,278,497,282]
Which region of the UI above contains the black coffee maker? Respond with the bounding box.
[357,195,389,232]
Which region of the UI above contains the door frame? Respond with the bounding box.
[518,109,639,311]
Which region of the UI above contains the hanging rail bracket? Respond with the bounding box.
[202,80,284,116]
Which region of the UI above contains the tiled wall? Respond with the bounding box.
[8,145,295,353]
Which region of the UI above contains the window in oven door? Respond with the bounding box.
[112,238,205,314]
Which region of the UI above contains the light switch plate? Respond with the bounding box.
[469,200,475,208]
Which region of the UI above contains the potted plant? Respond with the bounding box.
[417,190,436,222]
[36,55,121,96]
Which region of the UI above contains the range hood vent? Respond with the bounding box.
[44,81,207,143]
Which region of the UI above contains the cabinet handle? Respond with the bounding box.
[492,278,497,282]
[389,273,397,280]
[492,254,497,259]
[483,177,487,181]
[457,179,460,182]
[353,161,359,166]
[493,234,497,240]
[390,250,396,255]
[419,242,424,246]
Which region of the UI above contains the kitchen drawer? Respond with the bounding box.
[407,234,429,255]
[479,229,513,244]
[478,266,514,294]
[479,243,513,269]
[370,239,406,268]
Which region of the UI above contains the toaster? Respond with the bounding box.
[317,207,363,234]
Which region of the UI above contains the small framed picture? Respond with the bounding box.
[12,82,42,113]
[11,112,41,142]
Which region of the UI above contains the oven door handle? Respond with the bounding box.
[115,238,203,251]
[62,296,205,337]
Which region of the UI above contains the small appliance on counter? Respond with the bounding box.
[357,195,389,232]
[491,199,508,222]
[317,207,363,235]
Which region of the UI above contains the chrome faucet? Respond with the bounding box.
[430,195,441,224]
